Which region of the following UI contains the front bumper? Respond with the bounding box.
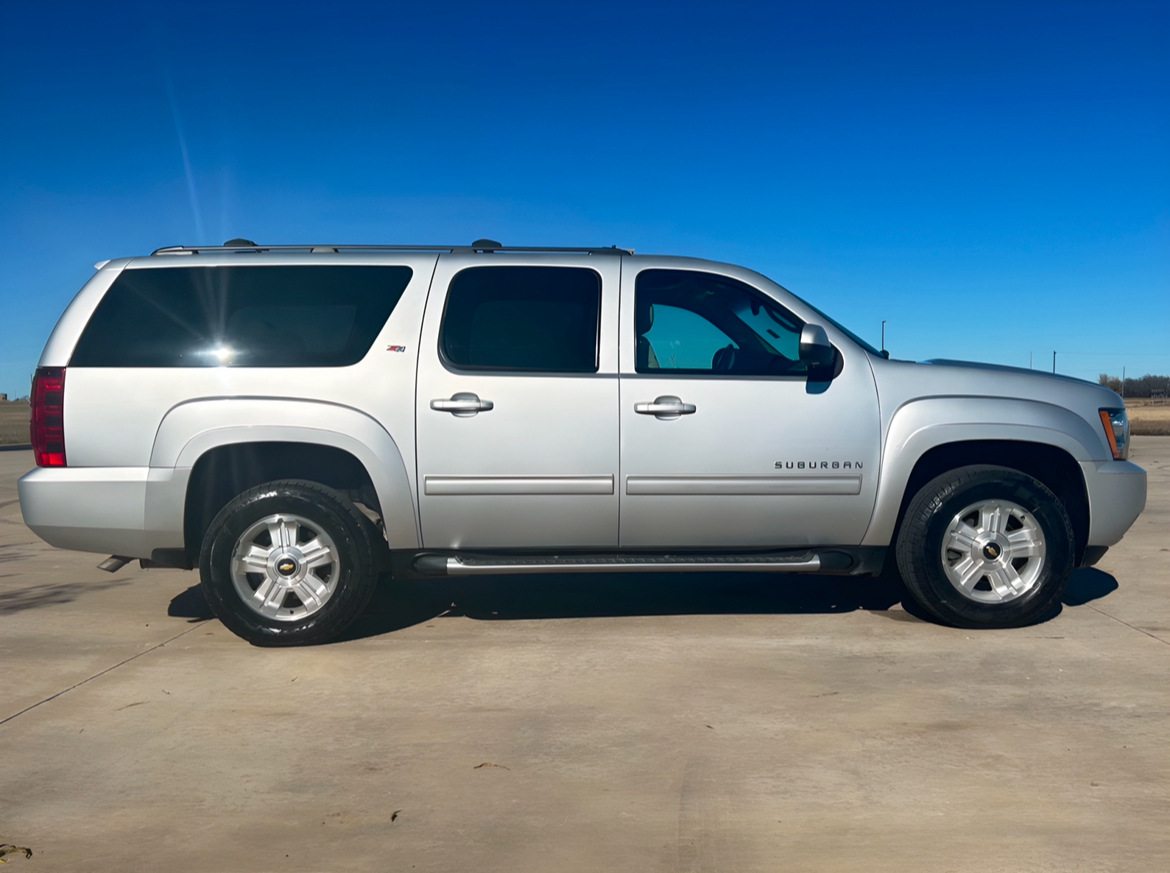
[1080,459,1147,547]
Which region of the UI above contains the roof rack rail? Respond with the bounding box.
[151,242,635,256]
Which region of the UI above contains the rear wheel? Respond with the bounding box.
[895,465,1074,628]
[199,480,381,646]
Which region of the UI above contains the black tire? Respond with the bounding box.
[895,465,1074,629]
[199,479,381,646]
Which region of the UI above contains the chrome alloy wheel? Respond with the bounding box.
[230,514,341,621]
[940,499,1047,604]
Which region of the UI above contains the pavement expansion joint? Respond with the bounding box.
[1083,602,1170,647]
[0,624,203,728]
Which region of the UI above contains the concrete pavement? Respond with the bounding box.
[1,441,1167,872]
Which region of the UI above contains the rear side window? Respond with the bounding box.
[440,266,601,372]
[69,265,413,367]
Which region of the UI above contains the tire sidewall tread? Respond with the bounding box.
[199,479,381,646]
[895,465,1075,629]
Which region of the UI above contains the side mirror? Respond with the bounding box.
[799,323,836,369]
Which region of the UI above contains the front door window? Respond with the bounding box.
[635,269,807,376]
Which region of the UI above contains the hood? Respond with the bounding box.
[868,354,1125,423]
[921,359,1101,388]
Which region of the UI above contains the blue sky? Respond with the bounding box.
[1,0,1166,396]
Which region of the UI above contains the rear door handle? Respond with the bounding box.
[430,392,494,417]
[634,395,696,420]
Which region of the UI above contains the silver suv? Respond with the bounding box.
[19,240,1147,645]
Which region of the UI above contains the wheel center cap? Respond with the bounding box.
[982,542,1003,561]
[276,556,300,577]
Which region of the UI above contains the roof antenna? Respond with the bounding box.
[472,238,501,252]
[223,237,257,246]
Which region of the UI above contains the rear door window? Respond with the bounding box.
[440,266,601,373]
[69,265,413,367]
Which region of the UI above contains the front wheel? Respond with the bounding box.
[895,465,1074,628]
[199,480,381,646]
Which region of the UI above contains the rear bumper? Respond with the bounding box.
[19,467,151,557]
[1081,460,1146,547]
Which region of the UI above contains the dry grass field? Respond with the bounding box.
[0,400,30,446]
[1127,397,1170,435]
[1123,395,1170,432]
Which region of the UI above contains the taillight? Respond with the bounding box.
[31,367,66,467]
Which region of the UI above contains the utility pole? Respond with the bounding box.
[1052,351,1056,374]
[881,320,887,355]
[1029,351,1032,369]
[1122,366,1126,398]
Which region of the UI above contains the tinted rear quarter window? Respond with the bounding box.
[440,266,601,372]
[70,265,413,367]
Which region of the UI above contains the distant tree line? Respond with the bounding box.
[1098,373,1170,397]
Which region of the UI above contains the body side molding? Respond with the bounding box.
[626,476,861,496]
[424,475,614,496]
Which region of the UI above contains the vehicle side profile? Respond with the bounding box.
[19,240,1147,645]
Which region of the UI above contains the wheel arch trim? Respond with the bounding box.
[862,397,1099,548]
[148,397,419,550]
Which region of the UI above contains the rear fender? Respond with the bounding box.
[148,398,418,551]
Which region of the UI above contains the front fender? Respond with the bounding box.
[861,397,1104,547]
[147,398,419,551]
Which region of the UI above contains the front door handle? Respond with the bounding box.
[431,392,494,417]
[634,395,696,420]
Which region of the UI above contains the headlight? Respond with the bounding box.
[1098,408,1129,461]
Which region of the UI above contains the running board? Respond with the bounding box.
[414,552,825,576]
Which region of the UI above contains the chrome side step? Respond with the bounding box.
[414,552,823,576]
